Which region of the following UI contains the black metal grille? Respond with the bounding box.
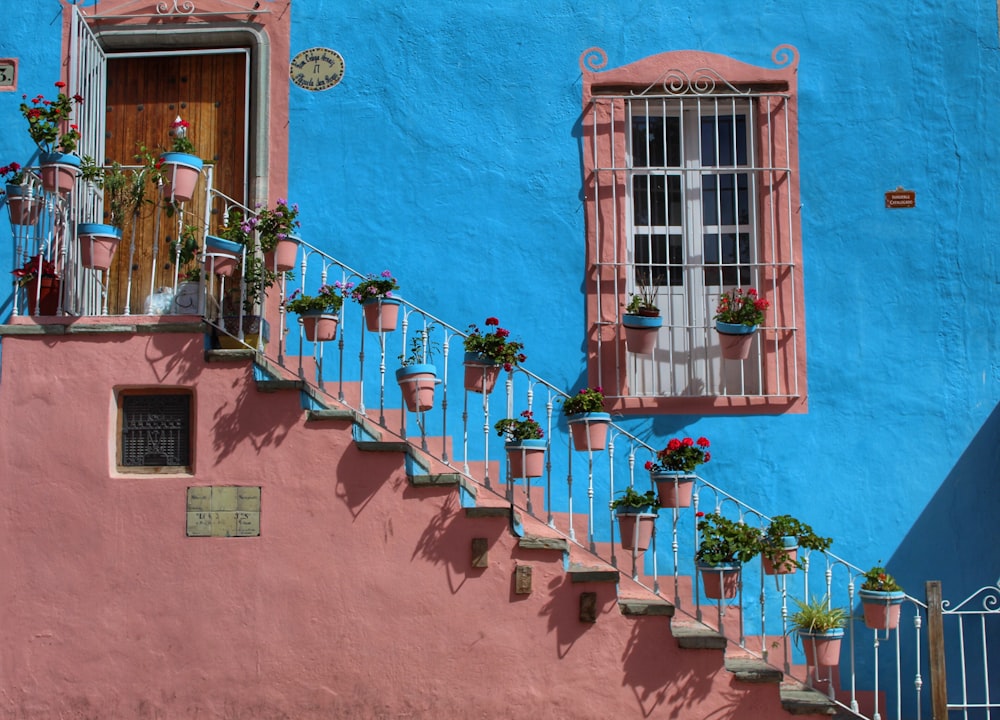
[121,394,191,467]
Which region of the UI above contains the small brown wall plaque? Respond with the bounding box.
[885,188,915,208]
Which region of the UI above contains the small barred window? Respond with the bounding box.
[119,392,192,471]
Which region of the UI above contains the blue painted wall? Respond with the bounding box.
[2,0,999,707]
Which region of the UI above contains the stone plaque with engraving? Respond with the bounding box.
[187,487,261,537]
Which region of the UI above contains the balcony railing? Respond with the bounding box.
[5,160,938,720]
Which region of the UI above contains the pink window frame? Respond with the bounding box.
[580,46,807,415]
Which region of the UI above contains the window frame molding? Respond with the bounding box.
[580,46,807,415]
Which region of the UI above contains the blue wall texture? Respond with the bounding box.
[2,0,999,708]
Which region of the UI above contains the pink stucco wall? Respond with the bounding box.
[0,321,788,719]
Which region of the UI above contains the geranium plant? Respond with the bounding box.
[0,162,28,188]
[645,436,711,473]
[285,283,345,315]
[759,514,832,572]
[169,116,196,155]
[351,270,399,303]
[494,410,544,442]
[12,254,58,288]
[695,511,760,566]
[20,82,83,154]
[463,317,527,371]
[861,563,903,592]
[561,386,605,416]
[714,287,770,327]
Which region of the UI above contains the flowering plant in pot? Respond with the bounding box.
[351,270,401,332]
[495,409,545,479]
[1,162,40,225]
[20,82,96,193]
[714,287,770,360]
[859,563,905,631]
[462,317,527,393]
[791,595,847,667]
[12,254,60,315]
[759,514,832,575]
[645,436,710,507]
[610,486,659,552]
[286,283,345,343]
[561,386,610,452]
[252,198,300,272]
[158,116,204,202]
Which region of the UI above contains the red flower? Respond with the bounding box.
[696,511,705,517]
[703,452,711,462]
[644,460,654,471]
[485,317,499,326]
[54,81,66,88]
[666,438,682,451]
[72,94,84,103]
[696,437,710,448]
[496,328,510,338]
[681,437,694,447]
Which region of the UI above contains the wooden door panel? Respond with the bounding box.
[104,53,246,314]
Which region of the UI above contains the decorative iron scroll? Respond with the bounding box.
[156,0,196,15]
[942,583,1000,614]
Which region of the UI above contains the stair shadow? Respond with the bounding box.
[408,491,504,594]
[211,371,297,462]
[539,574,618,658]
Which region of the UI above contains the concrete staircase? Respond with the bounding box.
[223,346,863,719]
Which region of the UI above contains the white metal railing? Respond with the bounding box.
[5,167,935,720]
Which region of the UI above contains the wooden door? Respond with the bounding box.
[104,52,247,314]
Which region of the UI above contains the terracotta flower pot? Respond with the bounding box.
[799,628,844,667]
[205,235,242,277]
[463,352,501,394]
[505,439,546,478]
[623,313,662,355]
[24,276,61,316]
[6,184,41,225]
[159,152,203,203]
[859,589,905,631]
[39,152,81,195]
[77,223,123,271]
[652,471,695,508]
[265,236,299,273]
[617,510,656,551]
[716,321,757,360]
[396,364,437,412]
[698,562,741,600]
[363,298,401,333]
[761,537,799,575]
[567,412,611,452]
[299,312,339,342]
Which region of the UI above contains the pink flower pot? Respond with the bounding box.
[716,321,757,360]
[699,563,741,600]
[39,152,81,195]
[653,472,695,508]
[6,185,41,225]
[363,298,401,333]
[623,314,662,355]
[567,413,611,452]
[799,629,844,667]
[463,352,501,393]
[396,365,437,412]
[300,313,338,342]
[505,440,545,478]
[859,590,905,631]
[159,152,203,203]
[617,512,655,551]
[266,236,299,273]
[77,224,122,271]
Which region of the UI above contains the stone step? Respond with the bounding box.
[670,619,727,650]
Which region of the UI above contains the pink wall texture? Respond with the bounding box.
[1,321,787,719]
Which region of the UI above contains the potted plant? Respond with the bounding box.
[622,284,662,355]
[350,270,401,332]
[859,563,905,631]
[158,116,203,203]
[1,162,40,225]
[78,162,147,272]
[254,197,301,272]
[759,514,832,576]
[462,317,527,394]
[205,207,248,278]
[396,328,439,412]
[494,409,545,479]
[695,511,759,599]
[790,595,847,667]
[11,254,60,316]
[713,287,770,360]
[610,486,658,551]
[561,386,611,452]
[20,81,92,194]
[645,436,710,508]
[285,283,345,342]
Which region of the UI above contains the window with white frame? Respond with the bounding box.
[580,46,806,414]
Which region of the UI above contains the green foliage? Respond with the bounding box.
[695,512,760,566]
[759,514,832,571]
[610,486,658,514]
[494,410,544,441]
[350,270,399,303]
[646,436,711,473]
[398,327,438,367]
[790,595,847,633]
[463,317,527,371]
[861,563,903,592]
[20,82,82,153]
[104,162,149,229]
[713,287,770,326]
[285,285,345,314]
[561,386,605,415]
